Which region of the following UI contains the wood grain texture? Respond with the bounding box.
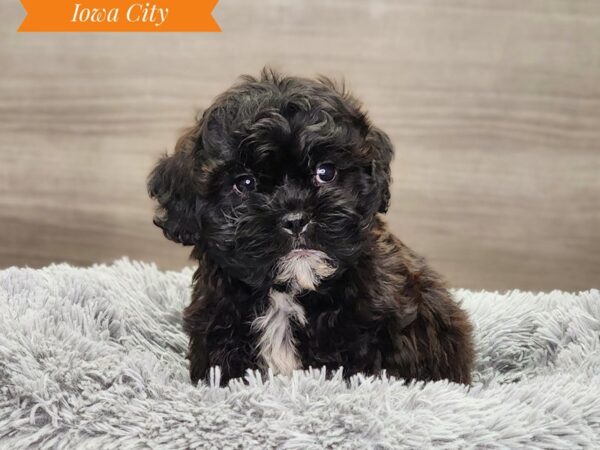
[1,0,599,290]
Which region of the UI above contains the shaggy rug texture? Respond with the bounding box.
[0,259,599,449]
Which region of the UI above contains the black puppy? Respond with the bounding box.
[148,69,474,386]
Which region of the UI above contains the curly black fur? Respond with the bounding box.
[148,68,474,386]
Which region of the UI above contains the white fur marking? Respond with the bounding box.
[252,290,306,375]
[253,250,336,375]
[275,250,336,291]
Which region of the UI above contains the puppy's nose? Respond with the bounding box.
[281,212,309,236]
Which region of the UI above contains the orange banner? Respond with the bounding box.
[19,0,220,32]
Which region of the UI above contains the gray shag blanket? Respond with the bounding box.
[0,259,599,449]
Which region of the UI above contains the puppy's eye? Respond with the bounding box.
[315,163,336,184]
[233,175,256,194]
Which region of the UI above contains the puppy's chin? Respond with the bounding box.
[274,249,336,292]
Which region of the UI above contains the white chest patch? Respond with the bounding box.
[252,250,336,375]
[252,289,306,375]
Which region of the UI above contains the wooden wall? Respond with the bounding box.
[1,0,599,291]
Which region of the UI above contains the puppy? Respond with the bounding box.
[148,69,474,386]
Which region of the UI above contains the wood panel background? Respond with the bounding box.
[1,0,599,291]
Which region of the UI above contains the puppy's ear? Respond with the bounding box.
[147,126,203,245]
[366,126,394,213]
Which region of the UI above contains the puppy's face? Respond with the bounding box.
[148,71,393,288]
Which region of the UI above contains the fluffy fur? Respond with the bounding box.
[2,261,600,448]
[252,289,307,375]
[148,68,474,386]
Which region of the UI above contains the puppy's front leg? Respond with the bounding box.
[205,327,257,386]
[186,331,209,385]
[184,294,258,386]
